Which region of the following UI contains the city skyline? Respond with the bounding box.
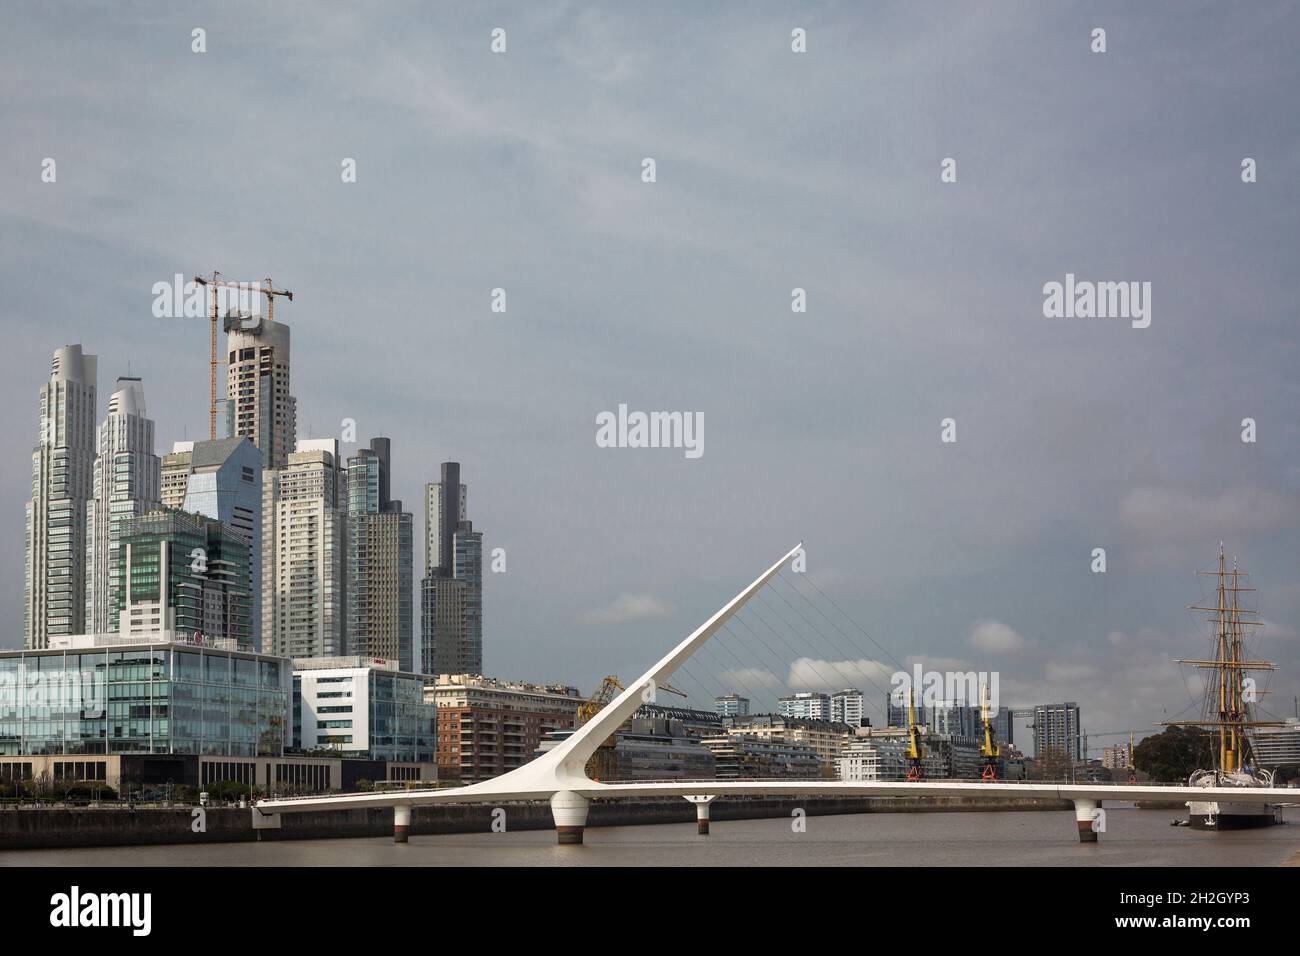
[2,4,1297,741]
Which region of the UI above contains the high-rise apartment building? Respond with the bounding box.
[1033,702,1082,761]
[181,437,263,648]
[226,314,295,471]
[263,438,347,659]
[831,688,867,727]
[421,461,484,675]
[715,694,751,717]
[25,345,98,648]
[84,377,160,634]
[346,438,413,670]
[160,441,194,508]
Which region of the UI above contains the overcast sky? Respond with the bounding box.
[2,2,1298,748]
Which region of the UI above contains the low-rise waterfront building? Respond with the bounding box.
[724,713,855,776]
[292,656,435,764]
[701,732,821,779]
[429,674,581,782]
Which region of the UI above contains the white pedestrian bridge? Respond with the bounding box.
[255,544,1293,844]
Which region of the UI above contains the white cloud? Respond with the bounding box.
[1119,486,1299,540]
[578,593,672,626]
[969,620,1026,654]
[785,657,894,693]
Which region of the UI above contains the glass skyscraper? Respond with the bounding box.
[181,437,262,648]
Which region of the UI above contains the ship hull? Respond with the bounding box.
[1187,801,1279,830]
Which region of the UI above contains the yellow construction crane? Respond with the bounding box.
[577,675,687,780]
[906,687,926,781]
[979,680,1001,781]
[192,274,293,440]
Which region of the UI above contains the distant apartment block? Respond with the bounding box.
[831,688,866,727]
[778,691,831,721]
[714,693,750,717]
[1033,702,1082,761]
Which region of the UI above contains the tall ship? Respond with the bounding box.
[1165,547,1282,830]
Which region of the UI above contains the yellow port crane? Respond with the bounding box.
[979,680,1001,781]
[578,675,687,780]
[906,687,926,781]
[192,274,293,439]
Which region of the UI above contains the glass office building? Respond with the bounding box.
[0,642,289,758]
[292,657,435,763]
[115,509,253,646]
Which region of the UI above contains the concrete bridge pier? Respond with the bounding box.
[1073,799,1100,843]
[394,803,412,843]
[683,795,717,835]
[551,790,590,845]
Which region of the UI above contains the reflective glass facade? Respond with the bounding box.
[0,645,288,757]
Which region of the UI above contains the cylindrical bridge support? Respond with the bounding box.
[1074,799,1100,843]
[683,795,717,835]
[394,803,412,843]
[551,790,590,845]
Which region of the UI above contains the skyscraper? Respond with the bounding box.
[85,377,161,634]
[181,437,263,648]
[263,438,347,659]
[421,461,484,676]
[226,314,296,471]
[25,344,97,648]
[425,463,466,576]
[346,438,413,670]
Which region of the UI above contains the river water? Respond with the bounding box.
[3,807,1297,866]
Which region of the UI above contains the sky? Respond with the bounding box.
[2,2,1298,751]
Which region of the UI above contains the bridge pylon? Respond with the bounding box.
[683,794,718,834]
[551,791,590,844]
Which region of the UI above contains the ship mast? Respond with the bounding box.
[1163,545,1276,774]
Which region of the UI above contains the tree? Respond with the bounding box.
[1028,746,1073,781]
[1133,726,1214,782]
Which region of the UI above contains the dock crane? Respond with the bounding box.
[979,681,1001,781]
[906,687,926,781]
[192,274,294,440]
[578,675,687,780]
